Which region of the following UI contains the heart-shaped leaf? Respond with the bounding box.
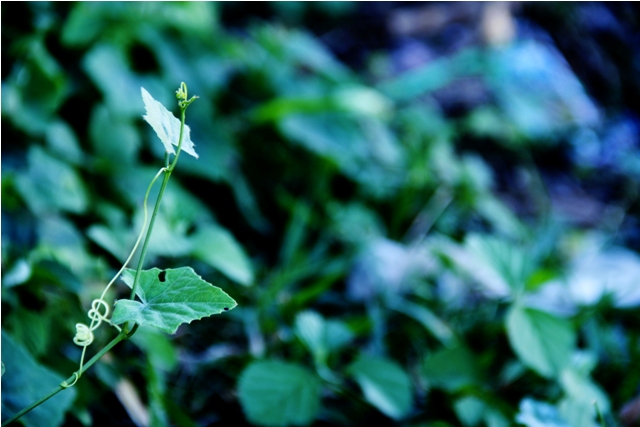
[111,267,236,334]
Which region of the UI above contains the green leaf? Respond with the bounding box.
[238,360,321,427]
[15,146,88,215]
[379,48,482,102]
[465,234,530,294]
[111,267,236,334]
[82,44,143,118]
[484,409,510,427]
[90,104,141,166]
[348,355,412,419]
[5,309,51,357]
[141,87,198,158]
[279,201,311,266]
[516,398,571,427]
[560,368,609,413]
[1,39,68,135]
[130,325,178,372]
[506,305,575,378]
[1,332,76,427]
[279,113,404,197]
[422,345,479,391]
[389,298,456,347]
[3,259,32,288]
[454,396,485,427]
[191,223,254,286]
[558,397,599,427]
[87,223,131,262]
[441,234,534,298]
[294,311,353,365]
[45,120,84,165]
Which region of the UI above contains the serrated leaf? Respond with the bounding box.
[238,360,321,427]
[141,87,198,158]
[506,305,575,378]
[348,355,412,420]
[1,332,76,427]
[111,267,236,334]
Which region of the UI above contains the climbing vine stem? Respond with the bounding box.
[3,83,197,426]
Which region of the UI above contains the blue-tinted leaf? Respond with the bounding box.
[90,104,141,166]
[454,396,485,427]
[191,223,254,286]
[348,355,412,419]
[46,120,84,165]
[506,305,575,378]
[3,259,32,288]
[83,44,143,118]
[15,146,88,215]
[238,360,321,427]
[295,311,353,365]
[566,247,640,308]
[1,332,76,427]
[560,368,609,413]
[516,398,571,427]
[558,397,599,427]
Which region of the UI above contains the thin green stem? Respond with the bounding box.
[128,171,171,301]
[128,105,188,302]
[4,85,196,426]
[169,108,186,171]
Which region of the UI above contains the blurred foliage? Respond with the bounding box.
[2,2,640,427]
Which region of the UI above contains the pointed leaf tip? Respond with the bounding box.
[111,267,235,334]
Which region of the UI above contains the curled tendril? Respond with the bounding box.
[61,372,79,388]
[71,166,166,376]
[73,323,94,347]
[176,82,198,109]
[88,299,110,324]
[73,299,112,347]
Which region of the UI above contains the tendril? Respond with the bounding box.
[61,372,79,388]
[73,323,94,347]
[73,299,113,347]
[71,166,168,378]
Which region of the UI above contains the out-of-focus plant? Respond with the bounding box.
[2,2,639,427]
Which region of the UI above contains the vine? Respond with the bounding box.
[2,83,236,426]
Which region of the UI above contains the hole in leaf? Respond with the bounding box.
[223,307,229,311]
[158,271,166,282]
